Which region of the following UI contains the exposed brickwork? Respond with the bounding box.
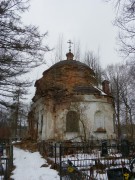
[33,60,98,102]
[102,80,111,95]
[30,58,115,141]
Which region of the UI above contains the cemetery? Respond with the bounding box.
[38,139,135,180]
[1,0,135,179]
[1,137,135,179]
[0,139,13,179]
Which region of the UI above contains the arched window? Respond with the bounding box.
[94,111,105,131]
[66,111,79,132]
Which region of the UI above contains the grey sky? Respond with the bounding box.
[22,0,121,66]
[22,0,122,101]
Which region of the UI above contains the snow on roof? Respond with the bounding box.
[93,86,107,95]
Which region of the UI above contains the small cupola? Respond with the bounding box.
[66,52,74,60]
[66,40,74,60]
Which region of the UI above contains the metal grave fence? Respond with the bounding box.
[38,140,135,180]
[0,139,13,180]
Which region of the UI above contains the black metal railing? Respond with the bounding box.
[38,140,135,180]
[0,157,9,180]
[0,139,14,179]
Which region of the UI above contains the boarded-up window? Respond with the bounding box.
[66,111,79,132]
[95,111,105,130]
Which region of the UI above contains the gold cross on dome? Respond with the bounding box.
[67,40,73,52]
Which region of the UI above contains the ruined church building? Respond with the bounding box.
[28,47,116,142]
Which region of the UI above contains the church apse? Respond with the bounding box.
[29,46,116,141]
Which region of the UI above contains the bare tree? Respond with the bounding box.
[0,0,50,107]
[73,40,81,61]
[105,0,135,139]
[120,63,135,139]
[70,102,90,142]
[53,34,64,63]
[103,62,135,139]
[103,64,124,138]
[107,0,135,59]
[9,83,29,137]
[84,50,102,84]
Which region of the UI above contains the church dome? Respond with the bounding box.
[33,53,99,102]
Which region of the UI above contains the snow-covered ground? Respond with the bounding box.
[11,147,60,180]
[10,146,132,180]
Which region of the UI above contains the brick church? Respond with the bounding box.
[28,46,116,141]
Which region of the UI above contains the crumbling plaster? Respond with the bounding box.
[29,58,116,141]
[32,93,115,141]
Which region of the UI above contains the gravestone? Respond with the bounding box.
[121,139,129,157]
[0,145,3,156]
[101,140,108,156]
[107,167,131,180]
[0,163,4,176]
[130,157,135,178]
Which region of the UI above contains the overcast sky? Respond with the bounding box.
[22,0,122,65]
[22,0,123,101]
